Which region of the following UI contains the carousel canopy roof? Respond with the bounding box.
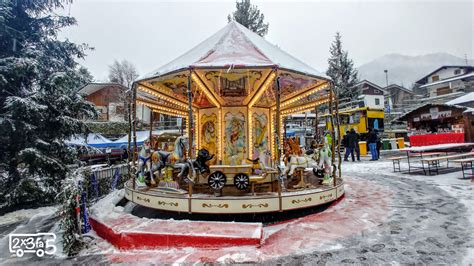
[138,21,328,81]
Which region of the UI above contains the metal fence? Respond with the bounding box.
[92,163,129,181]
[84,163,130,202]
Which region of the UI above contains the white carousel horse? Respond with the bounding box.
[136,141,154,187]
[282,151,319,176]
[281,149,320,189]
[319,142,333,186]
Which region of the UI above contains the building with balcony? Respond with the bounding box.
[414,65,474,102]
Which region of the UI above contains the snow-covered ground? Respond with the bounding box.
[0,156,472,264]
[341,158,473,265]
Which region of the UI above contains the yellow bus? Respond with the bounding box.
[325,107,385,139]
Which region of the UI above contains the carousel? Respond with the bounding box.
[125,21,344,215]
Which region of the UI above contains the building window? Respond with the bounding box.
[375,98,380,105]
[454,69,461,75]
[432,75,439,82]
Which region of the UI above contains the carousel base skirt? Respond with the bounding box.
[90,213,263,249]
[124,179,344,217]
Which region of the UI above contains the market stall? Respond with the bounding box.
[397,103,473,146]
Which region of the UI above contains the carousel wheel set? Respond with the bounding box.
[125,21,345,216]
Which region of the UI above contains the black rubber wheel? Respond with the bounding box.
[234,173,250,190]
[208,171,226,190]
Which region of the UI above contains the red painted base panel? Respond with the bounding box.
[90,216,263,249]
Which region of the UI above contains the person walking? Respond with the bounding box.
[375,129,382,160]
[353,129,361,161]
[345,129,357,161]
[343,131,351,161]
[367,128,378,161]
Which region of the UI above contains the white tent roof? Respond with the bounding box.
[446,92,474,105]
[114,130,182,144]
[66,133,112,145]
[138,21,327,81]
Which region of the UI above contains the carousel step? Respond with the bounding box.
[90,213,263,249]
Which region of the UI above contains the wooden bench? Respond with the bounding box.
[420,152,474,175]
[451,157,474,179]
[420,157,441,175]
[408,152,443,158]
[407,152,444,174]
[389,156,405,172]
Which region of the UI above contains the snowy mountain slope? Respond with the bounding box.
[357,53,474,89]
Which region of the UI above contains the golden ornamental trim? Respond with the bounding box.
[202,203,229,208]
[136,195,150,203]
[292,198,312,204]
[242,203,269,209]
[157,201,179,207]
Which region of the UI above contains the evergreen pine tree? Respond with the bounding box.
[326,32,359,101]
[0,0,96,209]
[228,0,269,37]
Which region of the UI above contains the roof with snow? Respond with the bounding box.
[415,65,474,85]
[384,84,414,94]
[419,72,474,88]
[138,21,327,81]
[445,92,474,106]
[396,103,467,121]
[66,133,112,146]
[352,80,387,94]
[77,83,127,96]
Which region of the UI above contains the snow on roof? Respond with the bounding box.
[66,133,112,145]
[138,21,327,81]
[463,107,474,114]
[419,72,474,88]
[396,102,467,121]
[385,84,414,94]
[77,83,126,96]
[445,92,474,105]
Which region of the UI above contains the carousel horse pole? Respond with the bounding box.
[328,84,337,185]
[334,82,342,184]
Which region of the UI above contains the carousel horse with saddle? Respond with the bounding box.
[136,136,214,188]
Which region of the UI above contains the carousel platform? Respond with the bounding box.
[124,179,345,215]
[89,192,263,249]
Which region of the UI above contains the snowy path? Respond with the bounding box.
[271,159,473,265]
[0,158,472,264]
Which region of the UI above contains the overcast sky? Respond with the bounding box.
[59,0,473,81]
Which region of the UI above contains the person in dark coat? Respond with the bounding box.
[343,131,351,161]
[351,128,361,161]
[375,130,382,159]
[367,128,378,161]
[344,130,357,161]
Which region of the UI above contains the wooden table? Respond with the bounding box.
[400,143,474,174]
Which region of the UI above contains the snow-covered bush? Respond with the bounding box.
[58,169,87,256]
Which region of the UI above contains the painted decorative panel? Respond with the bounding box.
[224,111,246,165]
[252,112,270,165]
[200,113,218,163]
